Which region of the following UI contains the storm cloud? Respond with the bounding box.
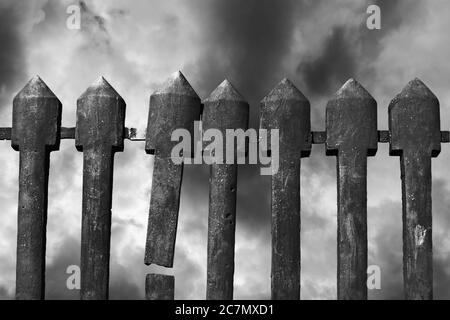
[0,0,450,300]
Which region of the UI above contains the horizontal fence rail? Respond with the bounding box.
[4,128,450,144]
[0,72,448,300]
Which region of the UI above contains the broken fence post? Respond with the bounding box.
[145,274,175,300]
[326,79,378,300]
[75,77,126,300]
[12,76,62,300]
[260,79,311,300]
[202,80,249,300]
[389,78,440,300]
[145,71,202,268]
[144,71,202,300]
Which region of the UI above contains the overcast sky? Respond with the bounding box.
[1,0,450,300]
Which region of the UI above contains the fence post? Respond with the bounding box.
[326,79,378,300]
[75,77,126,300]
[202,80,249,300]
[12,76,62,300]
[144,71,202,299]
[145,71,202,267]
[145,274,175,300]
[260,79,311,300]
[389,78,440,300]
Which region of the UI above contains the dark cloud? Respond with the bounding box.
[2,0,449,301]
[190,0,307,121]
[78,0,111,51]
[371,0,423,32]
[0,1,27,109]
[298,26,356,96]
[182,0,316,232]
[34,0,112,52]
[298,0,424,96]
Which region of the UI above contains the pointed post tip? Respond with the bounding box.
[397,78,437,100]
[205,79,246,102]
[92,76,110,86]
[153,70,198,98]
[79,76,122,99]
[262,78,308,103]
[15,75,57,99]
[220,78,232,86]
[168,70,185,82]
[334,78,373,100]
[30,74,43,82]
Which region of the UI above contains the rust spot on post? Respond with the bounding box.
[12,76,62,300]
[75,77,126,300]
[389,78,440,300]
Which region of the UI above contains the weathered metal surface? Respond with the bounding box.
[145,274,175,300]
[326,79,378,300]
[11,76,62,300]
[202,80,249,300]
[75,77,126,300]
[144,71,202,268]
[260,79,311,300]
[389,78,440,300]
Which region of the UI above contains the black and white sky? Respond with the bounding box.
[1,0,450,299]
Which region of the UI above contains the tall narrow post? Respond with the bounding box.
[389,78,440,300]
[203,80,249,300]
[12,76,62,300]
[145,71,202,268]
[326,79,378,300]
[75,77,126,300]
[144,71,202,299]
[260,79,311,300]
